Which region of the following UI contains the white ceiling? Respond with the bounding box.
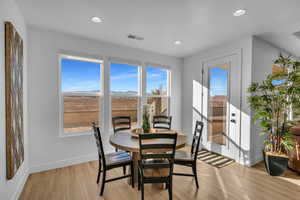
[16,0,300,58]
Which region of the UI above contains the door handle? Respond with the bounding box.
[230,119,236,123]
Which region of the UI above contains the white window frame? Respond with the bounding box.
[58,54,104,137]
[109,61,142,129]
[143,65,171,117]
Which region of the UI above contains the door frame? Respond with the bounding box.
[200,49,242,162]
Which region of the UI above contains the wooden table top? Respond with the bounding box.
[109,131,187,153]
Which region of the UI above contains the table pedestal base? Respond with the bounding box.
[128,152,165,189]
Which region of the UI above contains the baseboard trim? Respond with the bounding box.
[249,156,263,166]
[12,169,29,200]
[29,154,98,174]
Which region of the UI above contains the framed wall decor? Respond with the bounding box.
[5,22,24,180]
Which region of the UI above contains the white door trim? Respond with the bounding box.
[200,49,242,162]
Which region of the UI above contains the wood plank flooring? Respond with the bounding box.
[20,154,300,200]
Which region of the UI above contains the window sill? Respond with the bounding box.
[59,131,93,138]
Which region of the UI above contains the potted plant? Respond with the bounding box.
[247,55,300,176]
[142,106,150,133]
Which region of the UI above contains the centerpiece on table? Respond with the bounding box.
[131,106,151,137]
[142,106,150,133]
[247,55,300,176]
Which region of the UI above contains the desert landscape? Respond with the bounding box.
[63,93,225,141]
[208,95,227,145]
[63,95,168,133]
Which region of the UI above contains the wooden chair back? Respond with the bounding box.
[92,122,106,166]
[112,116,131,134]
[191,121,204,161]
[139,133,177,177]
[152,115,172,130]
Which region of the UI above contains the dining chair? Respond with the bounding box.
[112,116,132,176]
[92,123,134,196]
[173,121,204,188]
[111,116,131,175]
[138,133,177,200]
[152,115,172,130]
[112,116,131,134]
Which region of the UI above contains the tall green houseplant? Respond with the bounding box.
[248,55,300,175]
[248,55,300,155]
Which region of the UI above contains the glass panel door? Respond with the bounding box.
[201,53,241,161]
[208,66,229,145]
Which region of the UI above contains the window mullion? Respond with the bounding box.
[103,58,110,133]
[167,70,171,97]
[140,65,147,126]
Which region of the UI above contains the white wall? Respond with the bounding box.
[182,36,253,166]
[250,36,290,164]
[27,27,183,173]
[182,35,294,166]
[0,0,29,199]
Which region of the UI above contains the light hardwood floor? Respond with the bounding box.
[20,157,300,200]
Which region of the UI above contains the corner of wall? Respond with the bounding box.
[0,0,29,199]
[249,35,292,167]
[11,167,29,200]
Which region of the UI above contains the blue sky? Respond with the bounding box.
[146,67,167,94]
[110,63,138,93]
[61,59,167,93]
[272,79,286,86]
[209,67,228,96]
[61,59,101,92]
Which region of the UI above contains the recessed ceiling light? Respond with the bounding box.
[233,9,247,17]
[128,34,144,41]
[174,40,182,45]
[91,16,103,23]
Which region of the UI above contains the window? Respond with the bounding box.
[146,67,168,95]
[208,66,228,145]
[272,65,300,121]
[145,67,170,120]
[60,55,102,135]
[59,55,171,136]
[110,62,140,127]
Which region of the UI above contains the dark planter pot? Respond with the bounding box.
[263,151,289,176]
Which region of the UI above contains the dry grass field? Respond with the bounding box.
[63,96,167,133]
[63,95,226,140]
[208,96,227,145]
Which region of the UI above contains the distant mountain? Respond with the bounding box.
[211,95,227,107]
[111,91,138,95]
[211,95,227,101]
[63,90,100,93]
[63,90,138,95]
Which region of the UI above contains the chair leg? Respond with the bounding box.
[192,164,199,188]
[100,169,106,196]
[141,177,144,200]
[123,166,126,175]
[168,178,173,200]
[96,169,100,184]
[97,161,101,184]
[130,163,134,188]
[138,170,141,191]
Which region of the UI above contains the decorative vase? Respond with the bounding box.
[263,151,289,176]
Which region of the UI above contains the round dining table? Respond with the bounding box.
[109,131,187,184]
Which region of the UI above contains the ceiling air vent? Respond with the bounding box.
[127,34,144,41]
[293,31,300,39]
